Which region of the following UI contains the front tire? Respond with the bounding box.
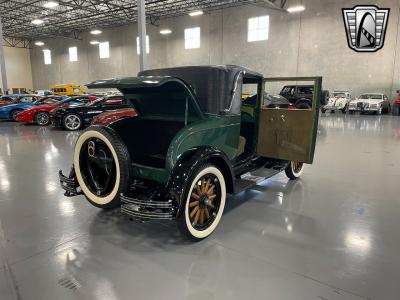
[35,111,50,126]
[10,110,22,121]
[285,161,304,180]
[73,126,132,209]
[177,164,226,241]
[63,113,83,131]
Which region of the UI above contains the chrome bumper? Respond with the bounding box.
[58,168,82,197]
[121,194,175,221]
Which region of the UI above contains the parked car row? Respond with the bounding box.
[0,93,135,131]
[322,91,393,115]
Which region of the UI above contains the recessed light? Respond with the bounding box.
[90,40,100,45]
[189,10,204,17]
[35,41,45,46]
[31,19,44,25]
[287,5,305,13]
[90,29,102,35]
[160,29,172,35]
[43,1,59,8]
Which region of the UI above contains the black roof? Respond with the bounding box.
[139,65,263,114]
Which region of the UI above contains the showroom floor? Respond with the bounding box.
[0,115,399,300]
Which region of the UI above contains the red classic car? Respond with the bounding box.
[16,96,91,126]
[393,92,400,116]
[91,108,137,126]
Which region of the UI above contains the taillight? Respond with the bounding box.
[288,105,296,110]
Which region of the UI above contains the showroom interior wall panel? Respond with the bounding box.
[30,0,400,99]
[0,46,33,91]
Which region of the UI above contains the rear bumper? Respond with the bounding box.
[121,194,175,220]
[59,169,82,197]
[349,107,379,112]
[59,166,177,220]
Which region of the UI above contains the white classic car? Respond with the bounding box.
[322,91,352,114]
[348,93,391,115]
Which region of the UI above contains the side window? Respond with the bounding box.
[297,86,313,95]
[20,97,31,103]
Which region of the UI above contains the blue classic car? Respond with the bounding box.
[0,95,62,120]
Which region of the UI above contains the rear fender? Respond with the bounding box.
[166,146,234,217]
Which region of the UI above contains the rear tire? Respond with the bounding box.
[177,164,226,241]
[73,126,132,209]
[10,110,22,121]
[35,111,50,126]
[285,161,304,180]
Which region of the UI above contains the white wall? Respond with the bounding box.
[30,0,400,100]
[0,46,33,93]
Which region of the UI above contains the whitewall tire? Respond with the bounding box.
[178,165,226,240]
[73,126,131,209]
[285,161,304,180]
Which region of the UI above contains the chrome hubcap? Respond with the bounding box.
[65,115,81,130]
[37,113,49,125]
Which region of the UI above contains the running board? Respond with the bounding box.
[233,166,284,193]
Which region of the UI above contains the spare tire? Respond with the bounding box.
[73,126,132,209]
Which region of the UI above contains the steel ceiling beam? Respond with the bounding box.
[0,0,287,42]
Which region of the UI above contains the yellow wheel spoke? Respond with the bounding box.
[204,179,211,193]
[190,206,199,219]
[207,185,215,194]
[193,209,201,224]
[189,201,199,208]
[201,179,206,193]
[196,184,201,195]
[209,194,217,200]
[199,209,204,225]
[204,207,210,219]
[191,193,200,200]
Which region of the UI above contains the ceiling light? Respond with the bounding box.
[31,19,44,25]
[189,10,204,17]
[90,40,100,45]
[35,41,45,46]
[90,29,102,35]
[287,5,305,13]
[43,1,59,8]
[160,29,172,35]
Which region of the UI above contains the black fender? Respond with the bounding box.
[166,146,234,217]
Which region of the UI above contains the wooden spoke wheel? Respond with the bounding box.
[178,165,226,240]
[189,175,220,230]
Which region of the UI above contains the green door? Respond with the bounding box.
[256,77,322,164]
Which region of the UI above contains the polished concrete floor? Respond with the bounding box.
[0,114,399,300]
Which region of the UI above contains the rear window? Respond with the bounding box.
[122,82,200,122]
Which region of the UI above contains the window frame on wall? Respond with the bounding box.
[184,27,201,49]
[43,49,52,65]
[99,41,110,59]
[247,15,270,42]
[69,46,78,62]
[136,35,150,55]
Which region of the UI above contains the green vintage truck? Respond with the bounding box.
[59,65,321,240]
